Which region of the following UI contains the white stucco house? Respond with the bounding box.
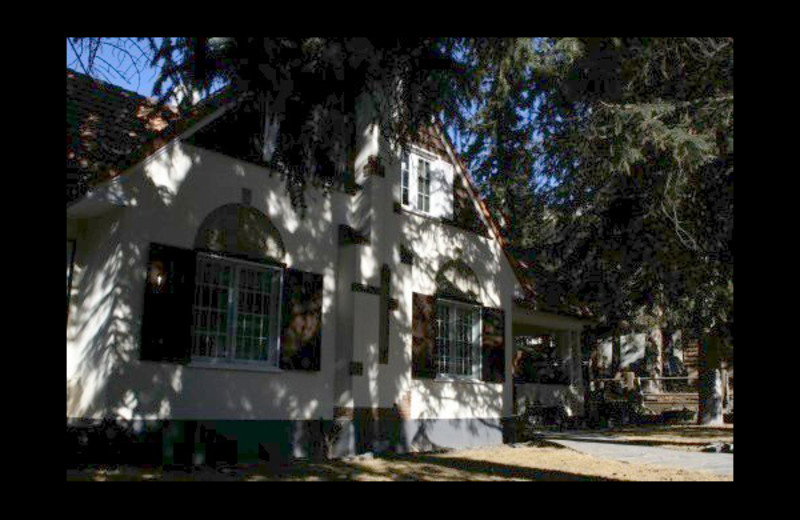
[66,68,592,465]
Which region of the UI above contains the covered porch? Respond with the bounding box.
[511,302,591,419]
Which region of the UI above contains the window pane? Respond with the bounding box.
[435,302,478,377]
[417,158,431,212]
[192,256,280,365]
[192,256,232,360]
[234,265,276,362]
[436,303,450,375]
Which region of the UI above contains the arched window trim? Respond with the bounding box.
[434,258,483,306]
[193,202,286,265]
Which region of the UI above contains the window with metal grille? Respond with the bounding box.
[191,253,282,366]
[436,300,481,378]
[401,151,410,205]
[417,157,431,212]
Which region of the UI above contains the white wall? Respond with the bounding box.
[374,135,517,420]
[67,143,346,421]
[67,110,518,425]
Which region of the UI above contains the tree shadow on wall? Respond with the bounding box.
[67,110,525,471]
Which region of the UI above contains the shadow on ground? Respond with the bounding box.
[67,447,617,482]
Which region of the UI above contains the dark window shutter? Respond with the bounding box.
[280,268,323,371]
[140,243,196,363]
[412,292,437,379]
[481,307,505,383]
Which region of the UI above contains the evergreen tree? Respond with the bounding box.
[520,38,733,424]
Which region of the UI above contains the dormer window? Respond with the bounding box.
[398,147,454,220]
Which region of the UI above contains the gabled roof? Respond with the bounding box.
[66,68,229,202]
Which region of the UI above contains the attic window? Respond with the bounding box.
[400,150,436,214]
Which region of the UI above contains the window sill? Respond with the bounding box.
[188,360,283,374]
[433,376,487,384]
[398,204,435,220]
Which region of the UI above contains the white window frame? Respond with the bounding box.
[435,298,482,380]
[401,151,411,206]
[190,252,284,370]
[400,146,439,215]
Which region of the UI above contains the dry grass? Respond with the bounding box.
[66,441,730,482]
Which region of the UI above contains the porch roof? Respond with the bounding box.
[512,300,594,334]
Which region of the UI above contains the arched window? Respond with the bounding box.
[141,204,323,371]
[412,260,504,382]
[190,204,286,366]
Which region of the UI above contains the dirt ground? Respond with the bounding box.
[66,438,730,482]
[587,424,733,452]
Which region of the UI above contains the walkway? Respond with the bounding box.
[540,431,733,477]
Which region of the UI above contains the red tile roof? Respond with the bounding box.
[66,68,228,202]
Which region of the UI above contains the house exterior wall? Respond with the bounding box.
[66,115,519,459]
[67,143,344,423]
[349,132,517,421]
[67,209,126,419]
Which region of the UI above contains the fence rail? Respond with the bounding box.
[591,376,697,382]
[589,375,699,393]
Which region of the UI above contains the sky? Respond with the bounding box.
[66,38,163,97]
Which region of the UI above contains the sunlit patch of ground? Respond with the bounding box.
[588,424,733,452]
[66,441,730,482]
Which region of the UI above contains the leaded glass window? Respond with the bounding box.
[191,253,282,366]
[436,300,481,378]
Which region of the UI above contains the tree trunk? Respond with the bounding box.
[644,324,664,393]
[697,335,725,425]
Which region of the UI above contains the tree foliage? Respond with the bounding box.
[514,38,733,342]
[68,36,733,344]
